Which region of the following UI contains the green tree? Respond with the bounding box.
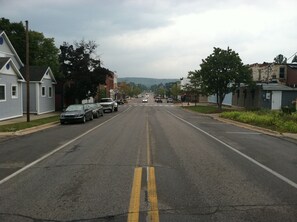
[118,82,130,98]
[198,47,252,110]
[59,40,111,103]
[274,54,287,64]
[0,18,26,62]
[151,83,166,98]
[29,31,60,77]
[0,18,60,77]
[188,71,203,106]
[169,81,180,100]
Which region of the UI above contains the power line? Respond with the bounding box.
[287,51,297,60]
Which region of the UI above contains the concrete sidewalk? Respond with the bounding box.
[0,112,60,126]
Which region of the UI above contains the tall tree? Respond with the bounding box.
[0,18,26,62]
[0,18,60,77]
[188,70,203,106]
[59,40,111,103]
[274,54,287,64]
[198,47,252,110]
[29,31,60,77]
[169,81,180,100]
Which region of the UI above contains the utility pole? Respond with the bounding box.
[25,20,30,122]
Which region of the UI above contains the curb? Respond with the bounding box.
[210,115,297,142]
[210,115,281,136]
[0,122,59,137]
[180,106,297,142]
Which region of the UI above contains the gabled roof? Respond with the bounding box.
[0,57,10,68]
[20,66,57,84]
[0,57,25,81]
[0,31,24,68]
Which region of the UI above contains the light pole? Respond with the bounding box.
[25,20,30,122]
[180,77,184,106]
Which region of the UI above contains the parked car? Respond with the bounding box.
[99,98,117,112]
[114,101,118,111]
[85,103,104,118]
[60,104,93,124]
[142,98,148,103]
[156,98,163,103]
[167,98,173,103]
[116,99,124,105]
[155,96,161,102]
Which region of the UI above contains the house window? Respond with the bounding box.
[0,85,6,101]
[11,85,18,98]
[279,67,285,79]
[41,86,46,97]
[48,86,52,98]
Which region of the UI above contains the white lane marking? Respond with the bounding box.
[0,107,132,185]
[225,132,261,135]
[167,110,297,190]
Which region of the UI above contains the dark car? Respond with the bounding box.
[156,98,163,103]
[85,103,104,118]
[116,99,124,105]
[60,104,93,124]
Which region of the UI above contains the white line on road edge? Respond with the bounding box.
[0,107,132,185]
[167,110,297,190]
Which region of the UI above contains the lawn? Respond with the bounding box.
[0,116,59,132]
[220,110,297,133]
[183,105,297,133]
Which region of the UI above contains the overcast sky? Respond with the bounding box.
[2,0,297,79]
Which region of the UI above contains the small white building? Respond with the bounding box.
[0,31,25,121]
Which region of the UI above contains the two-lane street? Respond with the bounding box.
[0,102,297,221]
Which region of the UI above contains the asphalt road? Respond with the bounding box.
[0,97,297,221]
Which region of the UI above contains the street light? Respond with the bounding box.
[180,77,184,106]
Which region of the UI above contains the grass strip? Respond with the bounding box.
[220,111,297,133]
[0,116,59,132]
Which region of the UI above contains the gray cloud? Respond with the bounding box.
[1,0,297,78]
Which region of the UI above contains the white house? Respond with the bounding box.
[20,66,57,114]
[0,31,25,121]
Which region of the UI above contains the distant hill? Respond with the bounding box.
[118,77,179,88]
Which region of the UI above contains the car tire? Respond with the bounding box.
[90,114,94,121]
[60,120,65,125]
[101,111,104,116]
[114,107,118,112]
[82,116,86,123]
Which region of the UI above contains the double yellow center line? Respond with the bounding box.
[147,167,159,221]
[127,167,159,222]
[127,167,143,222]
[127,117,159,222]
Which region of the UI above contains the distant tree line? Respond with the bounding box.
[118,81,147,97]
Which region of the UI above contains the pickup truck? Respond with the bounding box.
[99,98,118,112]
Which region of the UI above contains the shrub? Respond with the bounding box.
[220,110,297,133]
